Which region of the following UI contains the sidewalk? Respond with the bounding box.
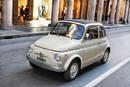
[0,23,130,40]
[0,24,51,39]
[0,18,51,39]
[104,24,130,29]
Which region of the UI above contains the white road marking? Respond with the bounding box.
[84,57,130,87]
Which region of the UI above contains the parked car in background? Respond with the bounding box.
[27,19,110,81]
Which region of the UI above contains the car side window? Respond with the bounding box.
[99,26,106,38]
[86,25,98,40]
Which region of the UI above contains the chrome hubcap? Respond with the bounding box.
[70,63,78,79]
[104,51,109,62]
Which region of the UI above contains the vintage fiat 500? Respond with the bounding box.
[27,19,110,81]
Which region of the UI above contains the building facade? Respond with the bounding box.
[0,0,130,28]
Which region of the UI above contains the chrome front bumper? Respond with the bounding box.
[27,56,65,72]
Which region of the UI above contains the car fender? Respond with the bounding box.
[64,54,83,71]
[105,44,110,52]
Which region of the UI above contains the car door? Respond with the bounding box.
[98,26,107,58]
[81,25,101,66]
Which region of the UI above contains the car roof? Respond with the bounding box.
[60,19,102,25]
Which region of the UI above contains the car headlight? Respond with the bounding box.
[54,54,61,62]
[28,46,33,53]
[29,48,33,53]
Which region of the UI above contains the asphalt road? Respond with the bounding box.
[0,27,130,87]
[95,61,130,87]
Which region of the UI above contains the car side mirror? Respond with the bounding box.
[84,33,90,40]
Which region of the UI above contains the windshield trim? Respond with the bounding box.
[50,22,85,40]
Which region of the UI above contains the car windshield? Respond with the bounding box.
[50,22,85,40]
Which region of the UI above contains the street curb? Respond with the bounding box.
[0,31,49,40]
[105,25,130,29]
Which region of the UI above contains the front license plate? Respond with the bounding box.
[37,57,46,62]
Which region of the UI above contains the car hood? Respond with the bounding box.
[34,35,81,52]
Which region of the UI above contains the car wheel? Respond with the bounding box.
[64,60,80,81]
[100,50,110,64]
[29,62,39,69]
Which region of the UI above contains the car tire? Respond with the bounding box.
[100,50,110,64]
[29,62,39,69]
[64,60,80,81]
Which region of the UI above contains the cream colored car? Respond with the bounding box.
[27,19,110,81]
